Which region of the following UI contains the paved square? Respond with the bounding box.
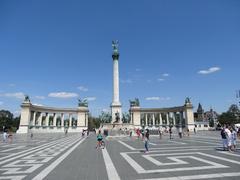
[0,131,239,180]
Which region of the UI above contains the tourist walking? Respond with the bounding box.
[144,129,150,153]
[169,127,173,139]
[136,128,141,139]
[30,132,33,139]
[158,127,163,139]
[225,126,232,151]
[232,127,237,151]
[187,128,190,136]
[178,127,183,138]
[2,127,8,143]
[194,127,196,134]
[221,127,227,151]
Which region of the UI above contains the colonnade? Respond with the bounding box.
[139,111,185,127]
[129,99,195,131]
[17,100,89,133]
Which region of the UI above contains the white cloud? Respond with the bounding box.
[84,97,96,101]
[157,78,165,81]
[78,86,88,92]
[101,108,110,112]
[198,67,221,74]
[48,92,78,98]
[0,92,25,99]
[145,97,171,101]
[32,103,43,106]
[0,101,3,105]
[162,73,169,77]
[145,97,160,101]
[135,68,141,72]
[120,79,132,84]
[35,96,45,100]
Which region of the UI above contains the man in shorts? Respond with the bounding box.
[96,130,104,149]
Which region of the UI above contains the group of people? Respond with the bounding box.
[221,125,238,151]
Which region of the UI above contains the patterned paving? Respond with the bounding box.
[0,132,239,180]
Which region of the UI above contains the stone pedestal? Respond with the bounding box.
[185,102,195,131]
[17,102,31,133]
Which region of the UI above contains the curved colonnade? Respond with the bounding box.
[17,101,89,133]
[129,101,194,131]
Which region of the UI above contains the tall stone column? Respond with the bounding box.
[152,114,155,127]
[61,113,64,127]
[111,40,122,123]
[38,112,42,126]
[53,113,57,127]
[145,113,148,126]
[166,112,169,126]
[33,111,36,126]
[173,112,176,125]
[160,113,163,127]
[45,113,50,127]
[69,114,72,127]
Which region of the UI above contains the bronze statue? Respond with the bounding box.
[114,112,120,123]
[78,99,88,107]
[185,97,191,104]
[24,95,30,102]
[129,98,140,107]
[112,40,119,53]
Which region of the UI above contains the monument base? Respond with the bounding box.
[100,123,135,136]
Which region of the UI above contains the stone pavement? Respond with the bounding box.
[0,131,239,180]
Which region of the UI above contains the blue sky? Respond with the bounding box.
[0,0,240,116]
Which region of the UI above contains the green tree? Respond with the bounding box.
[88,114,101,130]
[0,110,20,132]
[99,111,111,123]
[122,112,130,123]
[218,112,237,125]
[209,118,214,127]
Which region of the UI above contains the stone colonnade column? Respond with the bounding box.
[152,114,155,127]
[33,111,36,126]
[61,113,64,127]
[160,113,162,126]
[45,113,50,126]
[38,112,42,126]
[69,114,72,127]
[53,113,57,127]
[166,112,169,126]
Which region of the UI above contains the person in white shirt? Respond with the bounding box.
[231,128,237,151]
[224,126,232,151]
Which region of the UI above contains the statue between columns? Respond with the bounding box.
[78,99,88,107]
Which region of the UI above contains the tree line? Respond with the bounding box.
[218,104,240,126]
